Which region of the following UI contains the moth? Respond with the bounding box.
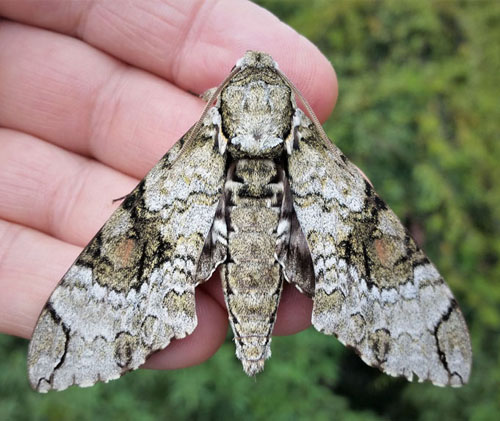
[28,51,472,392]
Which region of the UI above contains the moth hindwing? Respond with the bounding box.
[28,51,472,392]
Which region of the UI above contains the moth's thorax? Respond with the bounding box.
[221,69,293,158]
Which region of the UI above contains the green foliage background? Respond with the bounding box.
[1,1,499,419]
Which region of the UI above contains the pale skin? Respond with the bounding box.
[0,0,337,371]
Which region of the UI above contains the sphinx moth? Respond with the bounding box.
[28,51,472,392]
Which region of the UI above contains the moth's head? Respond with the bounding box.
[235,51,278,71]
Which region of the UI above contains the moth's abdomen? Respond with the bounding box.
[222,159,284,375]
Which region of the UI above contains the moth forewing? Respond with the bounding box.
[27,104,227,392]
[286,107,472,387]
[28,50,471,392]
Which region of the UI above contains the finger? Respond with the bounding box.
[0,220,79,338]
[0,19,335,184]
[0,0,337,119]
[0,220,229,372]
[0,128,136,245]
[274,284,312,335]
[0,21,201,179]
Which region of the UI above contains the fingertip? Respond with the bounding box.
[279,34,338,122]
[273,283,313,336]
[173,0,338,122]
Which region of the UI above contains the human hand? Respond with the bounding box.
[0,0,337,371]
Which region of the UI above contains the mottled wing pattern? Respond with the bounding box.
[287,109,472,386]
[28,114,226,392]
